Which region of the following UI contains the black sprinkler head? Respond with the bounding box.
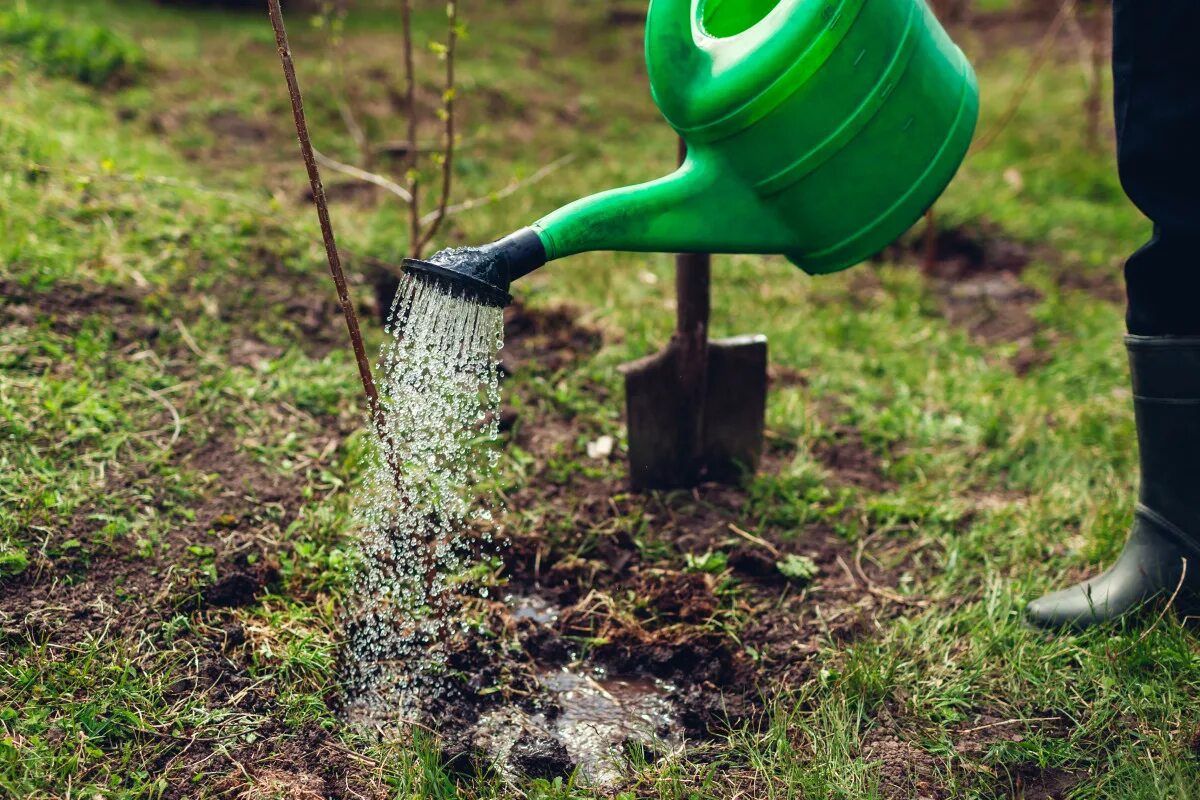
[402,258,513,308]
[402,227,547,309]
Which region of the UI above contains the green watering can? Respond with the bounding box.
[404,0,979,307]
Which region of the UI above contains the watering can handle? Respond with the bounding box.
[645,0,858,138]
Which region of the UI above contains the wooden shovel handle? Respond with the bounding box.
[675,137,710,343]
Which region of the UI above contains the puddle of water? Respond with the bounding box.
[507,594,559,625]
[540,666,680,783]
[474,664,682,786]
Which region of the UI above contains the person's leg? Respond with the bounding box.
[1027,0,1200,629]
[1115,0,1200,335]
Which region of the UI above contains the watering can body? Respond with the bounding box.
[530,0,978,275]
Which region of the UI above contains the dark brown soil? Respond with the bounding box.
[0,433,310,645]
[891,220,1128,376]
[917,223,1042,346]
[509,731,576,780]
[862,730,946,798]
[207,111,272,145]
[1,250,345,366]
[878,221,1043,348]
[811,426,894,492]
[0,279,150,350]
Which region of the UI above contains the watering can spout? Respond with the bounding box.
[530,154,791,262]
[403,156,789,307]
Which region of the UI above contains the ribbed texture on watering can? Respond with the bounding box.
[786,73,977,273]
[748,1,976,273]
[664,0,978,275]
[646,0,868,140]
[754,0,921,195]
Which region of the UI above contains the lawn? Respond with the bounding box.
[3,1,1197,798]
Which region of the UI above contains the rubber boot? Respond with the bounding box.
[1026,336,1200,630]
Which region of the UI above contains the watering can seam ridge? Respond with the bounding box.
[664,0,869,143]
[531,223,558,262]
[797,61,978,268]
[755,0,922,197]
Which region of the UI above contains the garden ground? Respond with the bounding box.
[3,1,1200,797]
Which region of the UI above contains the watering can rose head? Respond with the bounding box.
[405,0,978,308]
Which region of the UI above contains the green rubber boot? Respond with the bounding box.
[1026,336,1200,630]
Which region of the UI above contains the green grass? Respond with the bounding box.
[4,0,1198,797]
[0,4,145,87]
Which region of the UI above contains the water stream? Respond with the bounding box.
[337,271,682,784]
[340,271,504,721]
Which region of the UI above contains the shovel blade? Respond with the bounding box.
[620,345,695,490]
[702,334,767,483]
[620,335,767,490]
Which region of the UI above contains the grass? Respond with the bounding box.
[0,4,145,88]
[3,0,1198,797]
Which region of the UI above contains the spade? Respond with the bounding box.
[619,142,768,490]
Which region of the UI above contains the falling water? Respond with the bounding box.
[340,270,504,723]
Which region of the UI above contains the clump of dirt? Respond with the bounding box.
[200,718,381,800]
[862,730,947,798]
[915,224,1033,283]
[1008,766,1088,800]
[201,555,281,609]
[509,731,575,780]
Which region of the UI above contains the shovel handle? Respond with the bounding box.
[675,138,710,342]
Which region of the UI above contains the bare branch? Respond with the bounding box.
[400,0,421,258]
[336,98,372,168]
[310,150,574,230]
[314,147,413,202]
[266,0,382,432]
[321,0,371,168]
[971,0,1076,154]
[416,0,459,253]
[417,154,575,227]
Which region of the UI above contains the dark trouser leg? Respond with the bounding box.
[1114,0,1200,335]
[1027,1,1200,629]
